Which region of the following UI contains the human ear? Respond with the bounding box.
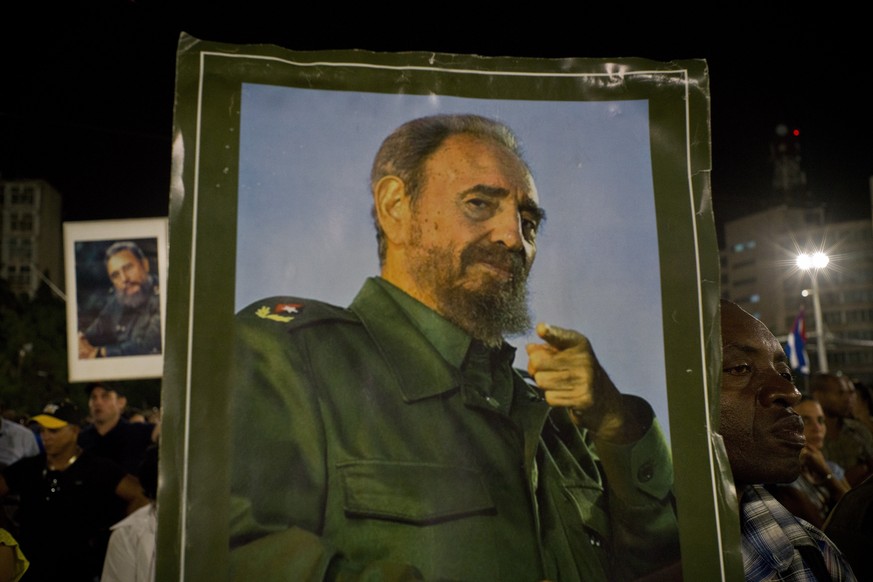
[373,176,412,246]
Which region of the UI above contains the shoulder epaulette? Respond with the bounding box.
[236,296,358,329]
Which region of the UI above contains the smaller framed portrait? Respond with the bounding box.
[63,217,168,381]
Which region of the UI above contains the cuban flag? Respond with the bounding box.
[785,308,810,375]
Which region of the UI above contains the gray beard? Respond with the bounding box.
[118,276,153,309]
[411,242,532,347]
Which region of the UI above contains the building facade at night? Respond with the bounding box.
[0,179,63,297]
[721,204,873,385]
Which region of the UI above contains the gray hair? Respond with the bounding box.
[370,114,529,264]
[104,241,146,265]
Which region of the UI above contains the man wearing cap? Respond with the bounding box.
[78,382,158,474]
[0,399,148,582]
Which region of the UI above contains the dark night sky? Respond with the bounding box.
[3,2,871,242]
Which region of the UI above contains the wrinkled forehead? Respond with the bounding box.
[436,133,538,198]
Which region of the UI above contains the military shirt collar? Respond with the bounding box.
[370,277,471,369]
[350,278,466,402]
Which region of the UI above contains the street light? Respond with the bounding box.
[796,252,829,372]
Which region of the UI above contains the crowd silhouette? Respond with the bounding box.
[0,384,159,582]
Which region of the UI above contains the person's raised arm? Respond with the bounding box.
[114,474,148,515]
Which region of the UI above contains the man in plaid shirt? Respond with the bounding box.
[720,300,856,581]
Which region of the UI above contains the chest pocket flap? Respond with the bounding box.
[339,460,494,525]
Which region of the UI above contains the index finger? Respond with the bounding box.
[536,322,589,351]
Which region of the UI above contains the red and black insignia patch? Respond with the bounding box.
[255,302,303,323]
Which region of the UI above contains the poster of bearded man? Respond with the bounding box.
[64,217,168,381]
[161,40,730,582]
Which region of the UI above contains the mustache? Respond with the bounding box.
[460,244,528,279]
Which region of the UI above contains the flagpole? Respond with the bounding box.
[810,272,828,373]
[797,251,829,373]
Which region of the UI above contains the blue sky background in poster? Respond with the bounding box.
[235,83,669,438]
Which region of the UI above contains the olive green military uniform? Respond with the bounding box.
[229,277,679,581]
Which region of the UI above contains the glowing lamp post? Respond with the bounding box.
[797,252,829,372]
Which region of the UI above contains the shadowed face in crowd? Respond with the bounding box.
[89,386,126,427]
[719,301,805,488]
[796,399,827,450]
[814,375,856,419]
[40,424,79,457]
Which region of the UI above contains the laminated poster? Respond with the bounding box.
[63,217,168,382]
[161,35,735,581]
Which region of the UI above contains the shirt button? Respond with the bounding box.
[637,460,654,483]
[485,396,501,408]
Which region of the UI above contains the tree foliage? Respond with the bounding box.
[0,279,162,418]
[0,279,69,414]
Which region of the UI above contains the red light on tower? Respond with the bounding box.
[793,128,800,137]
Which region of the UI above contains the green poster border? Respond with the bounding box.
[160,34,734,581]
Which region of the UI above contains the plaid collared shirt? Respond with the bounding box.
[741,485,857,581]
